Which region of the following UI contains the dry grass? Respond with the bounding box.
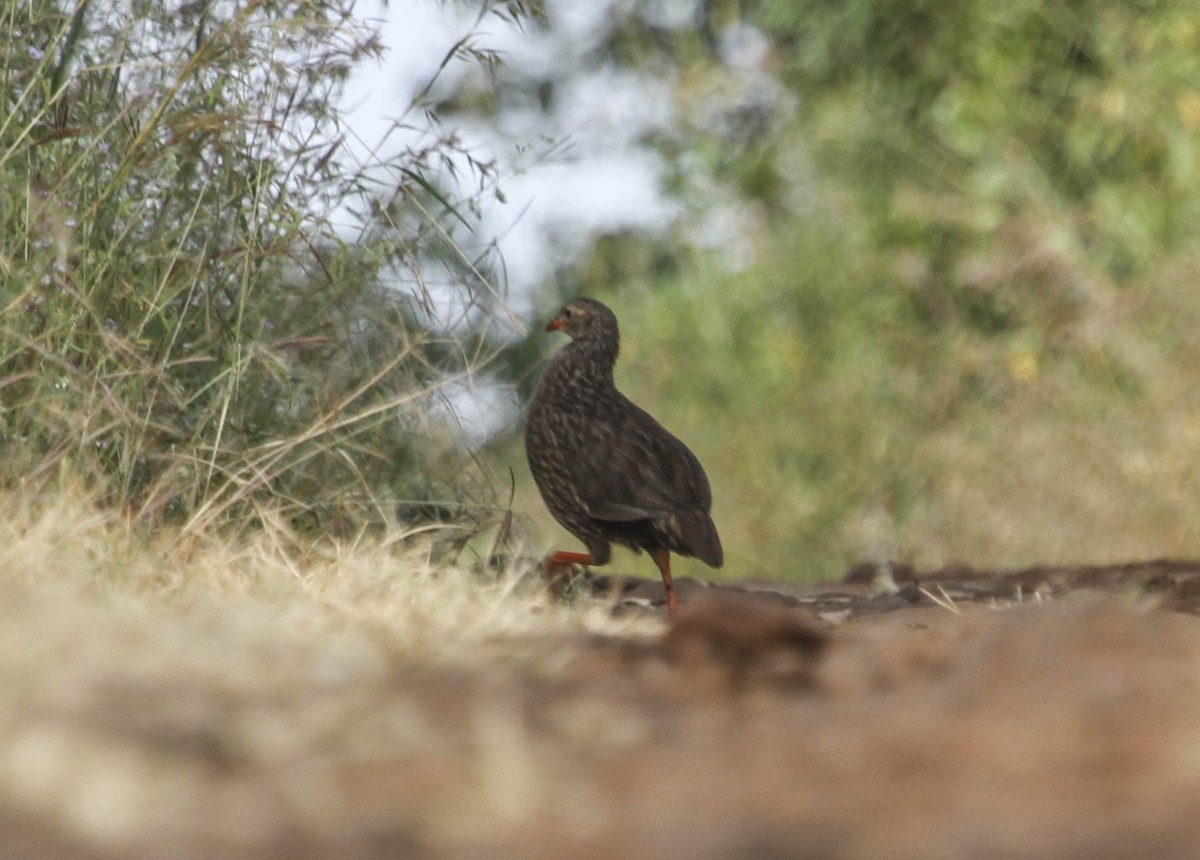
[0,484,652,653]
[0,484,665,856]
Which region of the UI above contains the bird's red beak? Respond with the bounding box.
[546,317,565,332]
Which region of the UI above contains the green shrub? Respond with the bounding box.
[0,0,507,537]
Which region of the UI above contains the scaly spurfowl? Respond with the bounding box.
[525,298,723,615]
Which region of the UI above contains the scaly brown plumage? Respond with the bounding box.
[525,298,722,615]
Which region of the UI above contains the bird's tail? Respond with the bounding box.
[673,511,724,569]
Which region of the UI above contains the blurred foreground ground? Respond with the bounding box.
[5,506,1200,860]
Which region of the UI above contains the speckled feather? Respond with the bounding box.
[525,298,723,568]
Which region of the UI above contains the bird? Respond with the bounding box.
[525,297,723,615]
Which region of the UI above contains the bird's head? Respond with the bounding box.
[546,298,620,346]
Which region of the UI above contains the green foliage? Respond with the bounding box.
[760,0,1200,318]
[0,0,508,535]
[516,0,1200,579]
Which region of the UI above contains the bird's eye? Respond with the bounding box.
[562,307,573,318]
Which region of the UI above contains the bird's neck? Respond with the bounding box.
[556,337,618,389]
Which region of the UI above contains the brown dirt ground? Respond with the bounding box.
[10,559,1200,859]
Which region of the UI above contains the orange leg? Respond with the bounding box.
[542,550,593,596]
[546,550,593,567]
[650,547,678,617]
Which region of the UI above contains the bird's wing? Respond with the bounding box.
[588,501,669,522]
[564,397,713,521]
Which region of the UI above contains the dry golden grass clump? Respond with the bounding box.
[0,484,644,654]
[0,485,652,857]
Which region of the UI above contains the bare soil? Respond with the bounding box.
[10,559,1200,859]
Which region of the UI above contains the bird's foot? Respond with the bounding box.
[542,550,593,599]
